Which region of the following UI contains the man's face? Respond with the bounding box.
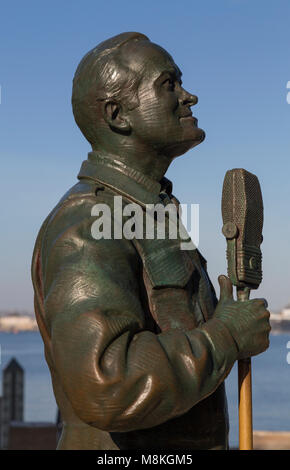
[121,41,205,158]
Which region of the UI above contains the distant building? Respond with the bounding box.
[8,422,57,450]
[0,357,60,449]
[0,314,38,333]
[270,304,290,322]
[281,304,290,320]
[1,358,24,448]
[270,303,290,334]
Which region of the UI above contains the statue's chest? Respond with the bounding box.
[134,235,217,332]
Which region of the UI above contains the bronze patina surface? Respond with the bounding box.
[31,32,270,450]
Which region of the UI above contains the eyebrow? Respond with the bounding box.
[155,66,183,84]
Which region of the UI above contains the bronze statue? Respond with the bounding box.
[31,32,270,450]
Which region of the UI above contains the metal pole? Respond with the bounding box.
[237,287,253,450]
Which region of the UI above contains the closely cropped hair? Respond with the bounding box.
[72,32,150,145]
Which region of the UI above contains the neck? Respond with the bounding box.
[91,144,172,182]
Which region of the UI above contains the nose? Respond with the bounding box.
[179,88,198,106]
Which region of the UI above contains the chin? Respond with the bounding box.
[190,127,206,148]
[180,124,206,151]
[164,127,206,158]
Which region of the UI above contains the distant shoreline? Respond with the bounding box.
[0,314,38,334]
[0,330,39,334]
[1,326,290,336]
[270,320,290,335]
[1,313,290,335]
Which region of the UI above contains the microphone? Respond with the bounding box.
[221,168,263,290]
[221,167,264,451]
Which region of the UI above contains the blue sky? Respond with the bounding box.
[1,0,290,311]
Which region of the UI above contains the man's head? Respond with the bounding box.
[72,32,205,159]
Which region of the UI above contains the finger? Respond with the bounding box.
[218,275,233,301]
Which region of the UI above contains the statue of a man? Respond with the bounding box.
[31,32,270,450]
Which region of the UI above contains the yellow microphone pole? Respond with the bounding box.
[237,287,253,450]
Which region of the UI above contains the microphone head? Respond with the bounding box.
[222,168,263,288]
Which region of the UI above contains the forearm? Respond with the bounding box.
[52,310,238,432]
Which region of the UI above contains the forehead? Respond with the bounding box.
[121,41,182,81]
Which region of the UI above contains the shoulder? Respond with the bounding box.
[38,180,137,265]
[41,181,115,241]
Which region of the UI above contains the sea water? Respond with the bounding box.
[0,331,289,449]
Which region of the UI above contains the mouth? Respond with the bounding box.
[179,107,198,123]
[179,113,198,126]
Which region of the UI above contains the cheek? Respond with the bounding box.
[141,100,165,126]
[138,88,178,123]
[133,89,181,142]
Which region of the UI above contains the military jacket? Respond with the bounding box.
[31,152,238,450]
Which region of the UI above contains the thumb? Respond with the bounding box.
[218,275,233,302]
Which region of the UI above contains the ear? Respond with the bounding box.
[103,100,131,133]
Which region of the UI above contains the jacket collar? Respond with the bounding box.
[78,151,173,207]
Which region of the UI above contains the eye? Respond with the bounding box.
[162,78,175,91]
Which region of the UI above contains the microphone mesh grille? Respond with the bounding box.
[222,168,263,245]
[222,168,263,287]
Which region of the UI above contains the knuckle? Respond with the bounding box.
[254,298,265,306]
[254,299,268,310]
